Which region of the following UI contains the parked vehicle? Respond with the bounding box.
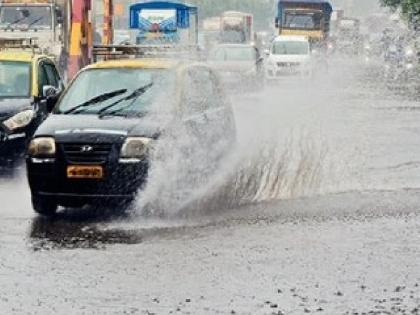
[26,58,236,216]
[220,11,253,44]
[0,39,62,168]
[265,35,312,79]
[207,43,264,91]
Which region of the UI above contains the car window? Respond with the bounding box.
[37,61,49,95]
[272,41,309,55]
[0,61,31,98]
[0,6,52,30]
[56,68,175,116]
[44,63,60,88]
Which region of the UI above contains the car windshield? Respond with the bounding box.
[272,41,309,55]
[56,68,175,116]
[0,61,31,98]
[220,30,246,43]
[0,6,52,29]
[209,46,256,61]
[283,12,322,30]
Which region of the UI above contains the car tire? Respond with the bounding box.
[32,195,58,216]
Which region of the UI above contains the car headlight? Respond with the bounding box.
[3,109,35,131]
[120,137,152,159]
[28,137,56,157]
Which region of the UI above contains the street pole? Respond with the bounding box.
[68,0,93,79]
[103,0,114,45]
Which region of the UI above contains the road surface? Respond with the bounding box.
[0,58,419,314]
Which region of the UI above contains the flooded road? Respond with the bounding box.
[1,58,420,314]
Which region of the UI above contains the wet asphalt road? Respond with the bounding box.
[0,58,420,314]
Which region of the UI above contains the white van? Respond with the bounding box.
[265,35,312,79]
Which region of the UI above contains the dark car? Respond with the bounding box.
[26,58,236,216]
[0,50,62,168]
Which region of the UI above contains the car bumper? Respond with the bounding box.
[27,159,149,204]
[265,66,307,79]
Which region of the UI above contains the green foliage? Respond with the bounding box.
[381,0,420,24]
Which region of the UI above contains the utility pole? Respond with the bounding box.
[103,0,114,45]
[68,0,93,79]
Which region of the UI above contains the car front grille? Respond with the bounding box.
[277,62,300,67]
[61,143,114,164]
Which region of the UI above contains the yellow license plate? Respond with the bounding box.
[67,166,104,179]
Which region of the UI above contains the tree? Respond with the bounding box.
[380,0,420,26]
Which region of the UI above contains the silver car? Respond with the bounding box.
[207,44,264,92]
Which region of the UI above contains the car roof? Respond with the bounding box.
[273,35,309,42]
[85,58,181,70]
[0,51,51,63]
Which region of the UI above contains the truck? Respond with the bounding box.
[275,0,333,44]
[0,0,68,60]
[220,11,253,44]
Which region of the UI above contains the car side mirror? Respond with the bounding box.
[56,7,63,24]
[42,85,58,98]
[42,85,61,112]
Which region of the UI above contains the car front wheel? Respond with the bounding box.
[32,195,58,216]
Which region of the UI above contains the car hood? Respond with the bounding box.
[35,114,162,142]
[0,98,32,121]
[268,54,310,63]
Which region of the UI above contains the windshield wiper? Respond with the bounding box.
[26,16,44,29]
[6,16,28,29]
[62,89,127,115]
[97,83,153,118]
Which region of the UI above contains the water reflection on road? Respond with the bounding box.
[0,57,419,314]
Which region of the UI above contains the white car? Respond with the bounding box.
[265,35,312,79]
